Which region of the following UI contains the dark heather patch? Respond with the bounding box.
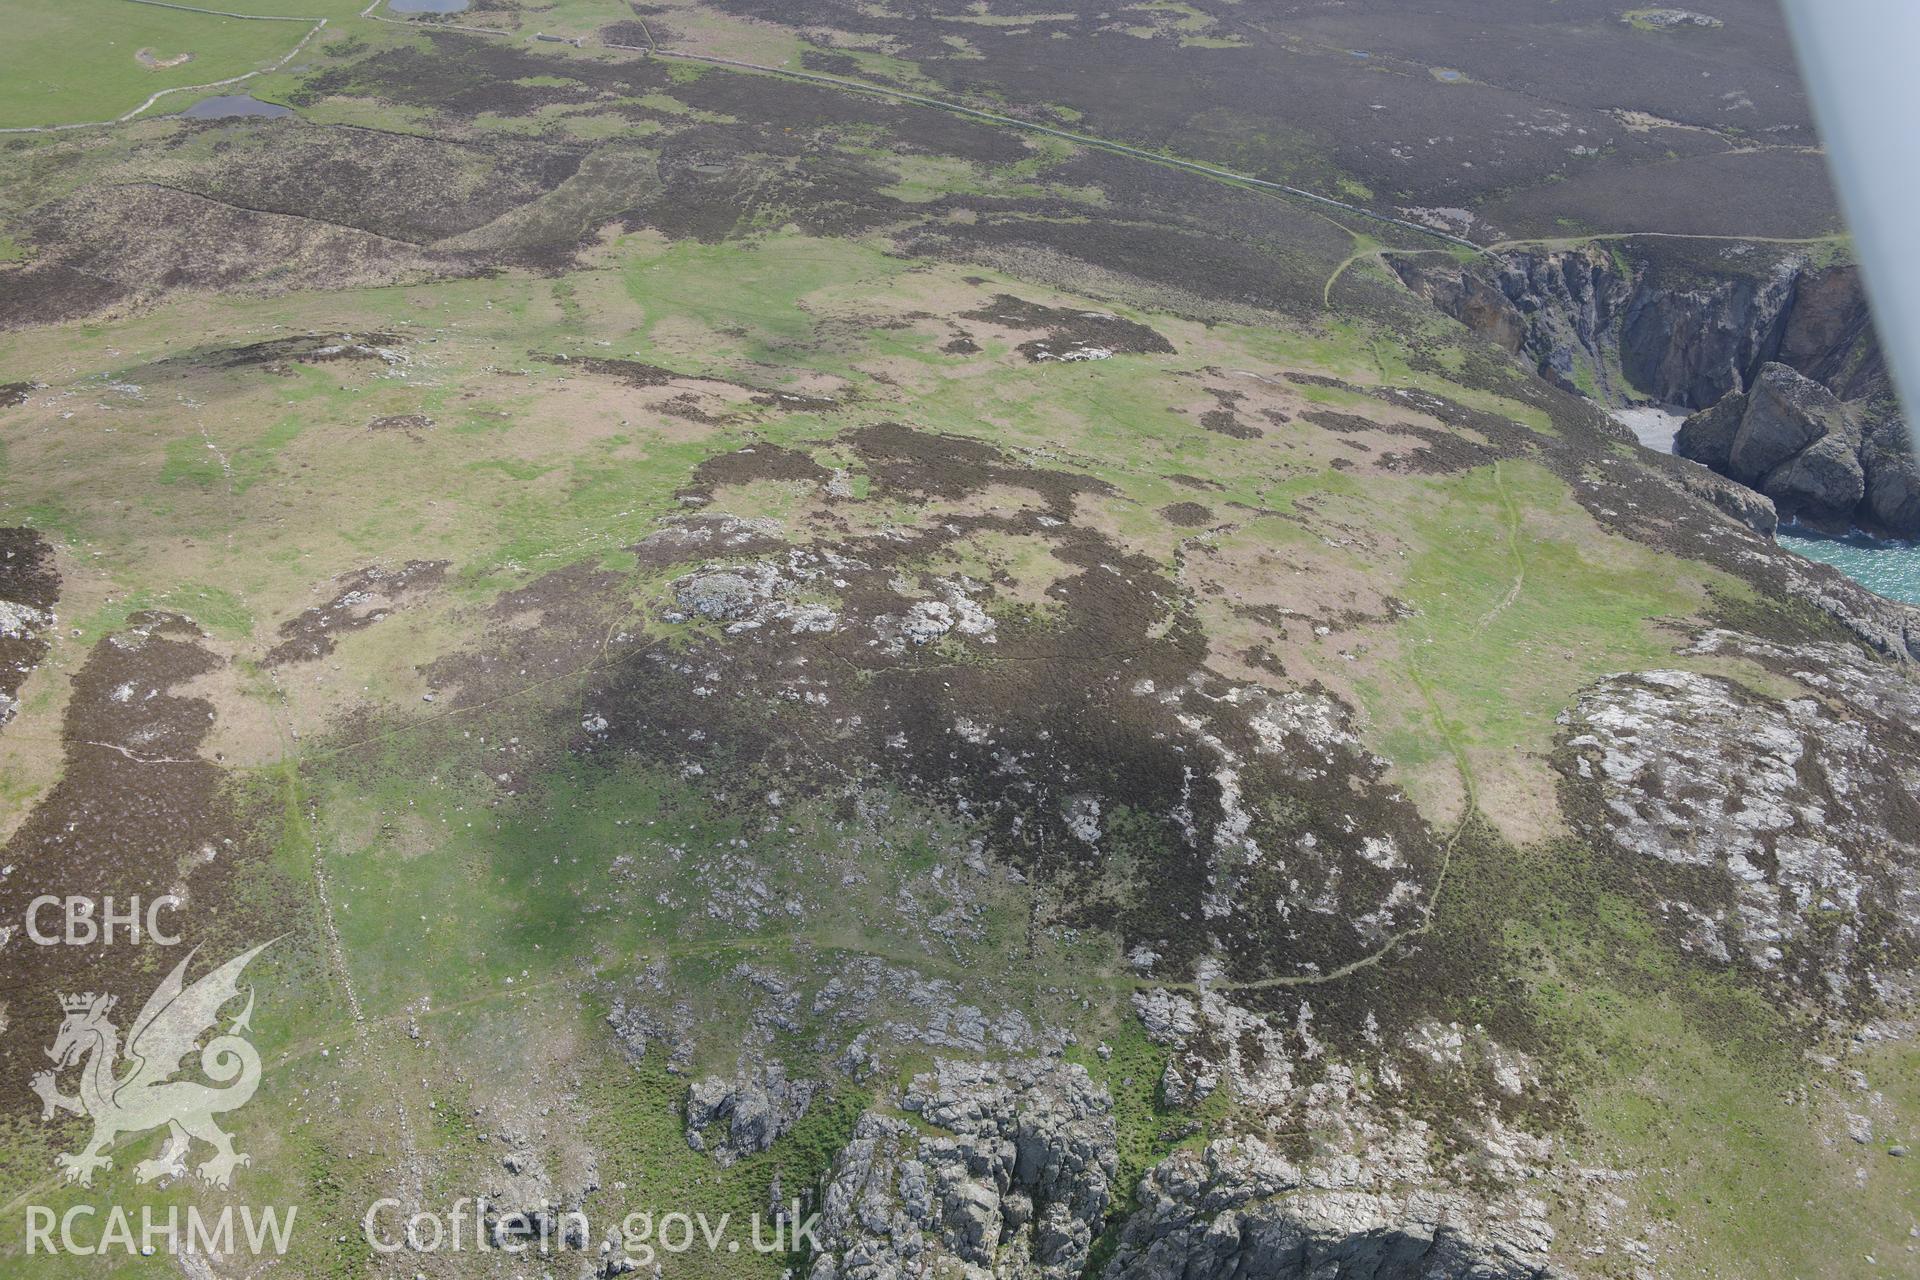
[489,560,628,621]
[599,20,660,47]
[0,527,59,610]
[635,132,914,244]
[660,393,731,425]
[1241,644,1289,679]
[0,612,272,1116]
[0,527,59,731]
[266,560,449,666]
[700,0,1834,246]
[420,559,636,706]
[0,263,130,331]
[849,421,1109,514]
[941,336,980,356]
[1304,390,1533,474]
[1286,372,1353,391]
[1200,408,1259,439]
[293,32,675,121]
[1302,411,1374,434]
[535,352,679,387]
[665,61,1028,168]
[1159,502,1214,527]
[168,122,586,244]
[684,443,831,495]
[0,381,30,407]
[5,31,1362,327]
[918,216,1334,323]
[1231,602,1296,635]
[959,294,1175,363]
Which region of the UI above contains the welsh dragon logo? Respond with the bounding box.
[29,940,275,1189]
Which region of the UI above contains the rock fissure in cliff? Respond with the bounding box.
[1396,244,1917,537]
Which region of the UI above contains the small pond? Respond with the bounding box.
[389,0,470,13]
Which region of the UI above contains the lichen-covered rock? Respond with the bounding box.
[1624,9,1723,29]
[1556,639,1920,1002]
[685,1063,818,1166]
[807,966,1572,1280]
[1101,1136,1556,1280]
[667,554,848,635]
[678,570,761,620]
[806,1058,1116,1280]
[0,527,58,734]
[632,513,784,566]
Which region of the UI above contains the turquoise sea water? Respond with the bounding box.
[1614,406,1920,608]
[1775,526,1920,606]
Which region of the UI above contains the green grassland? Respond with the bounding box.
[0,1,344,130]
[0,1,643,130]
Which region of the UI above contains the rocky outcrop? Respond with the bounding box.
[0,527,59,734]
[1676,363,1919,534]
[685,1063,818,1165]
[1615,258,1801,411]
[1624,8,1722,28]
[1773,266,1884,400]
[1860,403,1920,534]
[1399,242,1920,535]
[1556,634,1920,1004]
[1102,1137,1555,1280]
[1727,365,1857,484]
[1395,243,1798,408]
[1396,247,1885,413]
[809,1054,1560,1280]
[1680,364,1860,517]
[807,1058,1116,1280]
[1395,246,1628,398]
[1672,458,1779,536]
[1407,263,1531,357]
[1671,387,1745,470]
[1401,233,1920,539]
[1766,432,1866,520]
[665,556,846,635]
[1776,552,1920,663]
